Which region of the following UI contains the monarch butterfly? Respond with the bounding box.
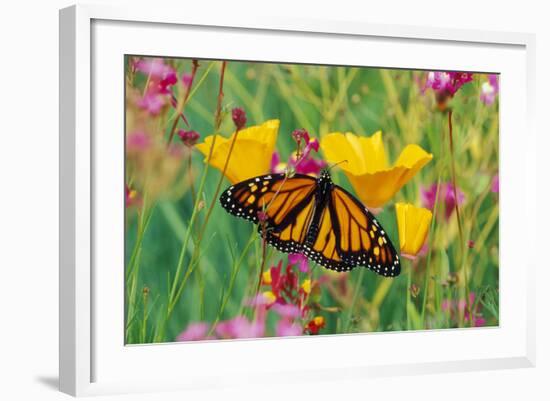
[219,169,400,276]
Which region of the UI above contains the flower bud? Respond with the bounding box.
[231,107,247,130]
[257,211,269,223]
[177,129,200,147]
[409,283,420,298]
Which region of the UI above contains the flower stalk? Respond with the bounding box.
[166,61,227,320]
[420,176,442,325]
[447,109,472,326]
[256,216,269,295]
[167,60,200,147]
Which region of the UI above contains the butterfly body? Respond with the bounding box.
[304,170,332,247]
[219,169,400,276]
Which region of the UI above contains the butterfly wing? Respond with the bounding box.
[220,173,400,276]
[219,173,317,253]
[329,186,401,277]
[303,202,354,272]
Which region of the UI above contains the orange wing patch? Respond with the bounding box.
[301,206,351,272]
[263,196,316,254]
[220,173,316,227]
[330,187,400,277]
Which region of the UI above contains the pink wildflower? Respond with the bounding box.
[491,173,499,193]
[424,71,473,96]
[271,303,302,319]
[176,322,209,341]
[276,319,303,337]
[270,138,326,177]
[480,74,499,105]
[292,128,310,147]
[137,93,165,115]
[441,292,486,327]
[216,316,265,339]
[126,131,151,151]
[421,182,465,220]
[423,71,473,110]
[134,58,178,114]
[134,58,172,78]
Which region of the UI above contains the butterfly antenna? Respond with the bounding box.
[327,160,348,171]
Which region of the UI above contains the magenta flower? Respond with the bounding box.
[491,173,499,193]
[292,128,310,147]
[305,137,320,153]
[295,157,326,175]
[266,260,298,303]
[294,138,326,174]
[424,71,473,96]
[421,182,465,220]
[176,322,209,341]
[288,253,309,273]
[216,316,265,339]
[271,138,326,177]
[157,71,177,94]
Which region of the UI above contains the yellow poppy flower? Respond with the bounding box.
[395,202,433,259]
[320,131,433,209]
[195,119,280,184]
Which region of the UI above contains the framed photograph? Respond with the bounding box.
[59,4,536,396]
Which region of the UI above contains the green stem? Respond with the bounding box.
[166,62,227,319]
[167,60,200,146]
[407,260,412,330]
[140,288,149,343]
[420,176,443,325]
[208,231,256,336]
[345,268,365,332]
[447,109,472,327]
[125,192,153,342]
[255,229,268,295]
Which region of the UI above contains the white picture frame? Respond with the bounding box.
[59,4,536,397]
